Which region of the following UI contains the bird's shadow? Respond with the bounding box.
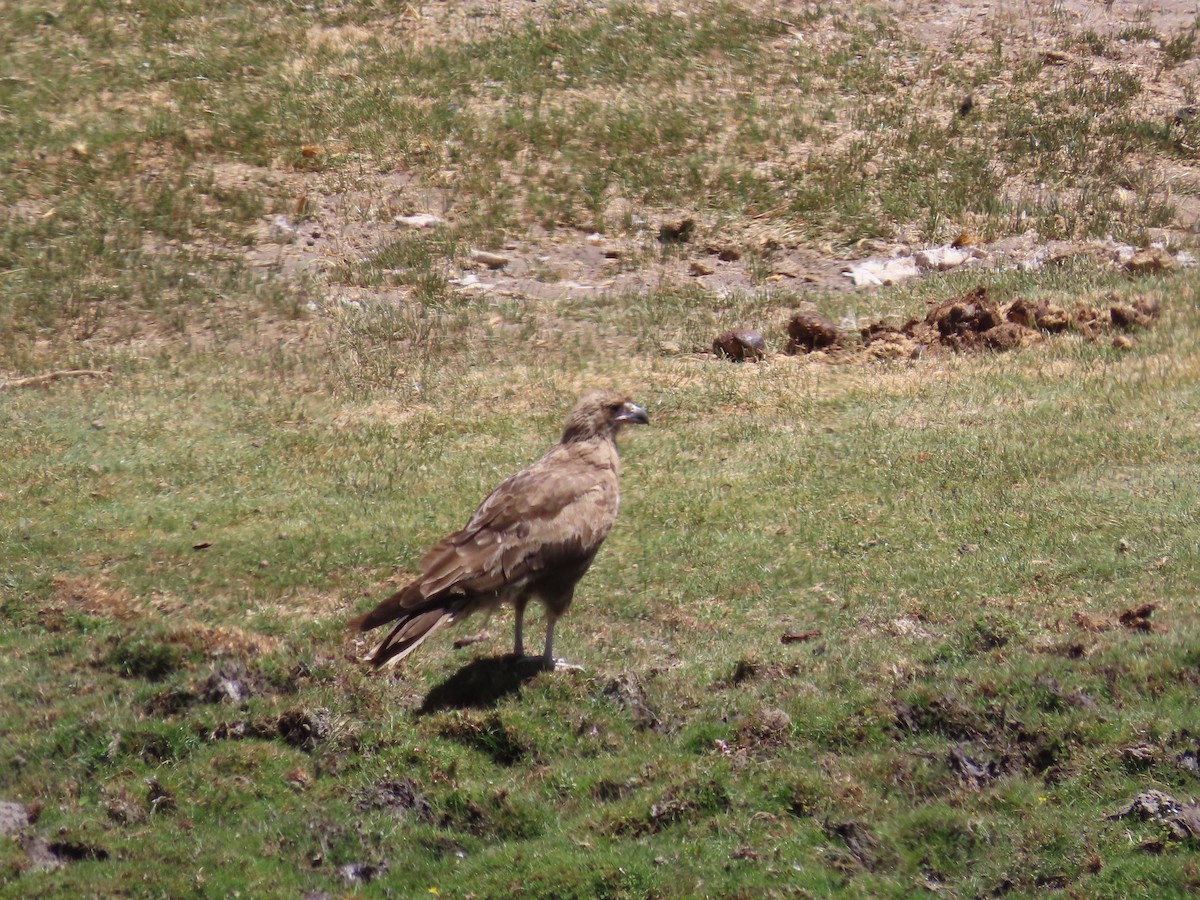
[415,655,544,716]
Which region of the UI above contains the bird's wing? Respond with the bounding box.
[414,443,618,599]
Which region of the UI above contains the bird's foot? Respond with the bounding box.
[511,655,585,673]
[452,630,491,649]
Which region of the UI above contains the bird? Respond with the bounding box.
[350,390,649,671]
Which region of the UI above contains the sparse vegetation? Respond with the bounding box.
[3,0,1200,896]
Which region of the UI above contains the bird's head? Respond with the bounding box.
[561,391,649,444]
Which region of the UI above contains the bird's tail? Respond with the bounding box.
[358,606,457,669]
[349,584,471,669]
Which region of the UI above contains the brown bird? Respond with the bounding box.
[351,390,649,671]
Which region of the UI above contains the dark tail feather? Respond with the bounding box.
[363,607,455,669]
[349,585,420,634]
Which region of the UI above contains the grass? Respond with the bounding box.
[4,283,1200,895]
[4,0,1200,895]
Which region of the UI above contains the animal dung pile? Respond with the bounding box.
[711,286,1162,363]
[883,286,1161,355]
[712,328,766,361]
[786,303,840,353]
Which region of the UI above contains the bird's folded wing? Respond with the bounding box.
[416,474,616,600]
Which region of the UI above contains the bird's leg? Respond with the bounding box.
[542,617,584,672]
[452,609,493,649]
[512,598,527,657]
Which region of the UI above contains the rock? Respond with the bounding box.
[21,835,61,872]
[395,213,445,229]
[658,217,695,243]
[469,249,509,269]
[0,801,30,836]
[843,256,920,287]
[1125,247,1175,274]
[268,215,298,243]
[914,246,970,272]
[787,304,839,353]
[712,329,766,362]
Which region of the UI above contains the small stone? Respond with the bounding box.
[914,246,969,272]
[269,215,298,243]
[394,213,445,229]
[469,249,508,269]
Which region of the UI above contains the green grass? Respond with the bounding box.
[4,269,1200,895]
[4,0,1200,895]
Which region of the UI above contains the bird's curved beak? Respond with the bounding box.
[616,401,649,426]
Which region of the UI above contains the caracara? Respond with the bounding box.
[351,390,649,670]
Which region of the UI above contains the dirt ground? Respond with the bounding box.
[228,0,1200,317]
